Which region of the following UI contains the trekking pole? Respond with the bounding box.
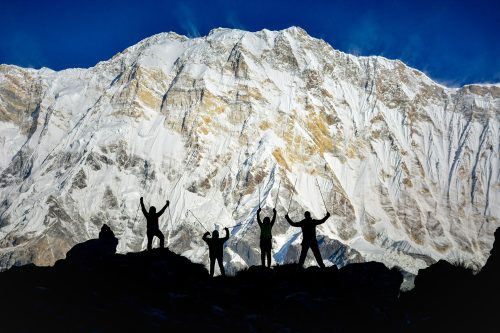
[315,177,328,211]
[167,204,173,244]
[258,185,261,208]
[167,176,183,226]
[188,209,209,233]
[166,175,183,244]
[133,202,141,226]
[274,179,281,209]
[287,177,298,213]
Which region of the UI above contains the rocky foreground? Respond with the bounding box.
[0,228,499,333]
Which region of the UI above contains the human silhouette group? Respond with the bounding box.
[140,194,331,277]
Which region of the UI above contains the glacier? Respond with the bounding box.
[0,27,498,277]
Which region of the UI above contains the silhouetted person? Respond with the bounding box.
[99,224,115,240]
[140,197,169,251]
[203,228,229,277]
[65,224,118,263]
[97,224,119,256]
[285,211,331,268]
[257,207,276,267]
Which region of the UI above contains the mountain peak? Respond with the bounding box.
[0,27,498,276]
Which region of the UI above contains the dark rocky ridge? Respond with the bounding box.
[0,228,499,333]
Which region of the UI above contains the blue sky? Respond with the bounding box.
[1,0,498,86]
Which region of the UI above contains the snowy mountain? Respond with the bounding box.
[0,27,498,276]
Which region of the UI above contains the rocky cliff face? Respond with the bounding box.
[0,27,498,274]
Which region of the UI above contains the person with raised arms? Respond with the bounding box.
[256,207,277,267]
[203,227,230,277]
[140,197,169,251]
[285,210,330,268]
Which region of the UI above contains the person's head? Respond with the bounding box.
[304,211,311,220]
[99,224,115,239]
[263,217,271,225]
[212,230,219,239]
[149,206,156,214]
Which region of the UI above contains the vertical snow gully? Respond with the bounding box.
[446,109,473,201]
[470,121,489,204]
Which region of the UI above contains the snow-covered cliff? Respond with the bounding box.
[0,27,498,275]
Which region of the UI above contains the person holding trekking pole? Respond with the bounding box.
[256,207,277,267]
[202,227,230,277]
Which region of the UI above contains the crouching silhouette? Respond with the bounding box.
[285,211,330,267]
[203,228,229,277]
[65,224,119,263]
[140,197,169,251]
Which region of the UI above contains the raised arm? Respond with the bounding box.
[285,214,300,227]
[202,231,210,242]
[315,211,331,225]
[257,208,263,226]
[140,197,148,217]
[222,228,230,242]
[271,208,277,226]
[157,200,170,217]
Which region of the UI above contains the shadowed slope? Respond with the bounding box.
[400,227,500,332]
[1,228,500,332]
[0,243,403,333]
